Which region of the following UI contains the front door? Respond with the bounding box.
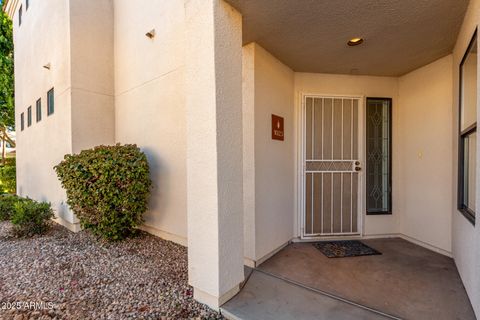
[302,95,363,237]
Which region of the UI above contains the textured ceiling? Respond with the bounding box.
[226,0,469,76]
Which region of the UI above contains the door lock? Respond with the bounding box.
[355,166,362,171]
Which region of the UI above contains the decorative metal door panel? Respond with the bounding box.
[303,96,362,237]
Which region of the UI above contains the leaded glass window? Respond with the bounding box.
[366,98,392,214]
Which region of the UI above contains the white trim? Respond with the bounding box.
[298,93,364,238]
[306,170,359,173]
[243,258,256,269]
[305,159,357,161]
[301,93,366,99]
[194,285,240,311]
[54,221,189,247]
[138,224,188,247]
[53,216,81,233]
[292,233,453,257]
[244,240,292,268]
[293,235,368,242]
[397,234,452,257]
[357,96,366,236]
[302,232,361,237]
[297,93,306,237]
[294,90,301,239]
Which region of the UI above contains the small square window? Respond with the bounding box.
[20,113,24,131]
[47,88,54,116]
[36,98,42,122]
[27,106,32,127]
[19,5,22,26]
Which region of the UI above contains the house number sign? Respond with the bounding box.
[271,114,284,141]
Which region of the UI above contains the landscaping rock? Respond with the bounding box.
[0,222,224,319]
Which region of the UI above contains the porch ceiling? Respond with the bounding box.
[226,0,469,76]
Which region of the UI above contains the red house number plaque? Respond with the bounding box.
[271,114,284,141]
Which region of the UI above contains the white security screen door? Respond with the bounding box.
[302,95,362,237]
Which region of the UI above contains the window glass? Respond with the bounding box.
[47,88,54,115]
[366,98,392,214]
[461,37,477,131]
[36,99,42,122]
[459,31,478,224]
[463,132,477,212]
[27,106,32,127]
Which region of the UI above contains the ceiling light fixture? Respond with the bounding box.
[347,37,364,46]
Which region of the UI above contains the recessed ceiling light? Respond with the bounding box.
[348,37,364,46]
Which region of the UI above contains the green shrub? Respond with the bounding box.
[0,194,21,221]
[0,157,16,194]
[11,199,54,236]
[54,144,152,240]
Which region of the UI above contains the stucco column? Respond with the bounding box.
[184,0,244,310]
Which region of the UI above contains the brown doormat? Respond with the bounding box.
[313,240,382,258]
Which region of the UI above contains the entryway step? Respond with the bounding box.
[221,269,399,320]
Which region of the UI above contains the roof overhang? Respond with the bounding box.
[227,0,469,76]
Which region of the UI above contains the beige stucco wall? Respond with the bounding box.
[242,44,256,261]
[398,55,453,253]
[242,45,455,260]
[294,72,401,237]
[11,0,218,247]
[242,43,295,264]
[451,0,480,316]
[13,0,74,226]
[70,0,115,154]
[113,0,187,245]
[185,0,245,308]
[13,0,116,230]
[10,4,480,313]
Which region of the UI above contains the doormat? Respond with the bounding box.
[313,240,381,258]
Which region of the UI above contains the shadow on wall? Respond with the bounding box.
[141,147,167,221]
[55,201,69,222]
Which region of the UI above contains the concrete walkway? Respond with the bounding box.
[221,269,397,320]
[221,238,476,320]
[258,238,475,320]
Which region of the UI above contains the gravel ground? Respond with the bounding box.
[0,222,224,320]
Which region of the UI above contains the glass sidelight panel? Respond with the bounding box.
[366,98,392,214]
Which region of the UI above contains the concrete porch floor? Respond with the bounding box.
[222,238,475,320]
